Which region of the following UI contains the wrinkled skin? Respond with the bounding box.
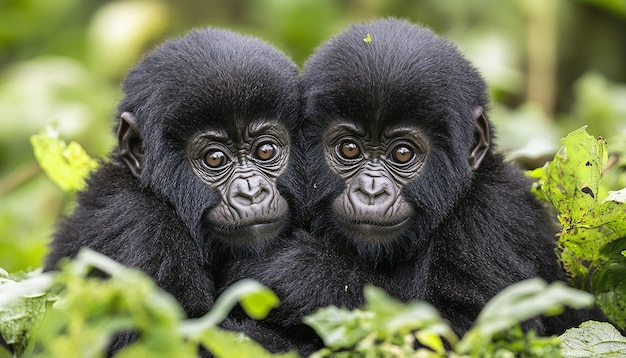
[186,119,291,247]
[324,121,429,243]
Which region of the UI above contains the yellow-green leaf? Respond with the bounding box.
[30,126,98,192]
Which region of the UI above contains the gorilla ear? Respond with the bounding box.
[118,112,144,178]
[468,107,490,171]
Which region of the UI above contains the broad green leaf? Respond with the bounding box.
[0,273,53,308]
[533,127,606,224]
[561,321,626,357]
[199,327,297,358]
[28,249,185,357]
[529,127,626,284]
[528,127,626,328]
[458,279,593,355]
[303,306,373,349]
[116,339,196,358]
[593,188,626,237]
[364,285,450,339]
[239,286,280,320]
[590,238,626,330]
[115,325,196,358]
[307,286,457,357]
[30,126,98,192]
[415,329,445,354]
[0,272,53,356]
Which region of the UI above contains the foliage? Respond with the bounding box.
[0,269,52,357]
[560,320,626,357]
[0,258,604,358]
[0,267,623,357]
[527,127,626,330]
[305,279,591,358]
[0,249,292,358]
[30,126,98,192]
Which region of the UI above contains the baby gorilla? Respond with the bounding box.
[219,18,597,355]
[44,27,300,353]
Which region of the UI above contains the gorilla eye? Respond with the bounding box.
[338,141,361,160]
[255,142,278,161]
[204,150,227,168]
[391,145,414,164]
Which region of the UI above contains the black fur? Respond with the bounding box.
[218,19,596,355]
[44,27,301,354]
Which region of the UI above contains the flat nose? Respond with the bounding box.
[355,175,392,206]
[238,182,263,201]
[230,176,270,206]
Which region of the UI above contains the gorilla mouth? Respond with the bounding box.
[337,215,411,241]
[345,217,409,226]
[208,216,286,246]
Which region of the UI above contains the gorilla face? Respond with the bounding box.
[300,19,492,260]
[187,119,290,246]
[111,28,301,254]
[323,120,429,242]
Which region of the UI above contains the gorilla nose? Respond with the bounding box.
[355,177,392,205]
[231,177,269,205]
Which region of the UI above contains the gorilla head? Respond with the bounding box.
[116,28,300,250]
[301,19,491,260]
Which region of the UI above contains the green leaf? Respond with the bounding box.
[458,279,593,355]
[303,306,373,349]
[530,127,606,222]
[364,286,449,338]
[239,286,280,320]
[528,127,626,285]
[305,286,456,356]
[199,327,297,358]
[528,127,626,328]
[561,321,626,357]
[590,238,626,330]
[0,271,53,356]
[28,249,185,357]
[594,188,626,238]
[30,126,98,192]
[415,329,445,354]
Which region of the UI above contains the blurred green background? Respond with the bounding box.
[1,0,625,272]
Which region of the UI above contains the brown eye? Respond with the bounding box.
[392,145,414,164]
[255,142,277,161]
[204,150,226,168]
[338,141,361,159]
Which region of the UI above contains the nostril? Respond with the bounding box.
[232,178,269,205]
[239,187,263,202]
[361,178,388,197]
[360,187,388,200]
[352,175,392,205]
[241,181,258,197]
